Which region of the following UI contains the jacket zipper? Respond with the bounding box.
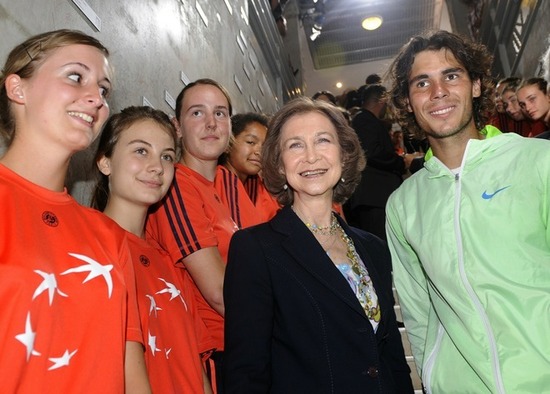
[422,323,444,394]
[453,170,506,393]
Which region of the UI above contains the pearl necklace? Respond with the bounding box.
[305,213,339,236]
[292,206,339,236]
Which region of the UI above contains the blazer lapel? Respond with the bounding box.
[271,207,369,321]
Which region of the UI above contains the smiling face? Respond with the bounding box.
[17,44,111,153]
[225,121,267,182]
[280,111,342,205]
[99,118,176,209]
[177,84,231,165]
[407,49,480,140]
[517,84,550,122]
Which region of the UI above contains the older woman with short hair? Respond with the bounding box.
[223,97,413,393]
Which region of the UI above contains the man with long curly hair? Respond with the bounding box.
[385,30,550,393]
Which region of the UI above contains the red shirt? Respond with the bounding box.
[490,113,546,137]
[244,175,281,222]
[147,163,238,351]
[127,233,205,393]
[0,164,141,393]
[215,166,264,228]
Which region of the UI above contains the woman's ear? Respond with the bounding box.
[172,117,183,139]
[97,156,111,176]
[472,78,481,98]
[5,74,25,104]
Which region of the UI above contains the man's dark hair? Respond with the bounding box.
[312,90,337,105]
[387,30,494,139]
[365,73,382,85]
[344,89,361,109]
[362,84,387,106]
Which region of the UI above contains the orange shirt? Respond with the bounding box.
[332,202,346,220]
[0,164,141,393]
[244,175,281,222]
[127,233,205,393]
[147,163,238,351]
[215,166,263,228]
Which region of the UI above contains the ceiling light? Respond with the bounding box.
[362,15,383,31]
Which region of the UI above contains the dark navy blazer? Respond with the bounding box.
[223,206,413,393]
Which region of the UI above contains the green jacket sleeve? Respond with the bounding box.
[386,195,431,377]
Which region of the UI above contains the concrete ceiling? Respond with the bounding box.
[299,0,444,70]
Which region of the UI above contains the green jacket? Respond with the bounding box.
[386,126,550,393]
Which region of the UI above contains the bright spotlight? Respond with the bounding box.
[362,15,383,31]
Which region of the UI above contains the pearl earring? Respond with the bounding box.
[283,184,288,190]
[340,177,345,183]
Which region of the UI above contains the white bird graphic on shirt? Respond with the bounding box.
[48,349,78,370]
[33,270,68,305]
[156,278,187,310]
[148,330,160,356]
[15,312,41,361]
[146,294,163,317]
[61,253,114,298]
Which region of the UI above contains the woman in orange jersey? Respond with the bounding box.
[146,79,254,393]
[219,112,280,222]
[0,30,149,393]
[92,106,212,393]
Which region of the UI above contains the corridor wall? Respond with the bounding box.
[0,0,299,203]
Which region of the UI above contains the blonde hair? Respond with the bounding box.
[0,29,109,145]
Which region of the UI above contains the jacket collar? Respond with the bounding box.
[270,206,388,328]
[423,125,520,176]
[424,124,502,161]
